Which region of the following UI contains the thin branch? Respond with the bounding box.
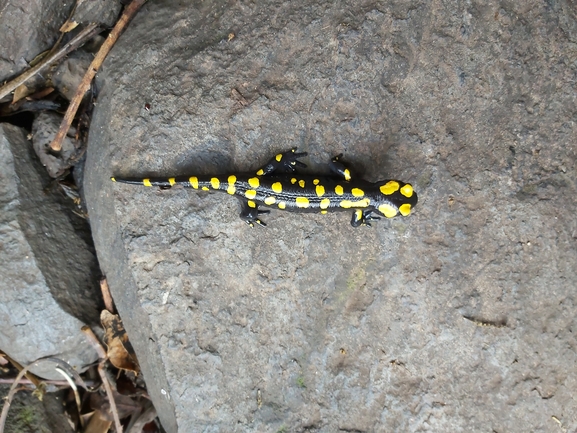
[55,366,84,429]
[0,23,100,101]
[0,363,32,433]
[0,353,42,388]
[0,378,96,387]
[82,326,123,433]
[82,325,107,360]
[39,357,95,390]
[50,0,149,151]
[100,277,115,313]
[98,363,123,433]
[0,357,94,433]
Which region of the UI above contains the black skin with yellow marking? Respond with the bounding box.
[111,149,418,227]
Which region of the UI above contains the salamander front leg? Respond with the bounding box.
[239,201,269,227]
[255,148,308,176]
[351,209,381,227]
[329,154,353,181]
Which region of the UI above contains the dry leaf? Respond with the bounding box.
[101,310,140,373]
[84,409,112,433]
[28,87,55,100]
[12,83,32,103]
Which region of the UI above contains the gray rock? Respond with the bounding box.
[85,0,577,431]
[0,124,101,380]
[32,111,77,178]
[68,0,123,29]
[0,0,74,83]
[52,50,94,102]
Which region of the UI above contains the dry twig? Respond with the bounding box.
[0,378,96,387]
[55,366,84,429]
[0,357,93,433]
[100,277,115,313]
[0,353,42,388]
[82,326,124,433]
[0,23,100,101]
[50,0,148,151]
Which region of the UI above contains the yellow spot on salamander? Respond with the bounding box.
[202,186,209,191]
[291,178,297,184]
[343,169,352,181]
[189,176,199,189]
[316,185,325,196]
[357,199,370,207]
[335,185,344,195]
[245,190,257,199]
[378,204,398,218]
[295,197,310,208]
[256,169,264,176]
[351,188,364,197]
[320,198,330,209]
[400,184,414,198]
[247,200,256,208]
[313,179,320,185]
[278,201,286,209]
[355,209,363,221]
[264,196,276,205]
[340,199,370,208]
[321,210,328,214]
[210,177,220,189]
[227,175,237,194]
[272,182,282,193]
[399,203,412,216]
[168,177,176,186]
[248,177,260,188]
[111,177,116,182]
[143,178,152,187]
[380,181,400,195]
[275,153,283,162]
[299,179,305,188]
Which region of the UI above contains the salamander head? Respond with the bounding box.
[374,180,418,218]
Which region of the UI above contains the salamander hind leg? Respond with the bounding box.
[239,200,270,227]
[255,148,308,176]
[351,209,381,227]
[329,154,354,181]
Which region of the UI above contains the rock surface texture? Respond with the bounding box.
[0,0,74,83]
[0,124,101,380]
[85,1,577,431]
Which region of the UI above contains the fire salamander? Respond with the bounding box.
[111,148,418,227]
